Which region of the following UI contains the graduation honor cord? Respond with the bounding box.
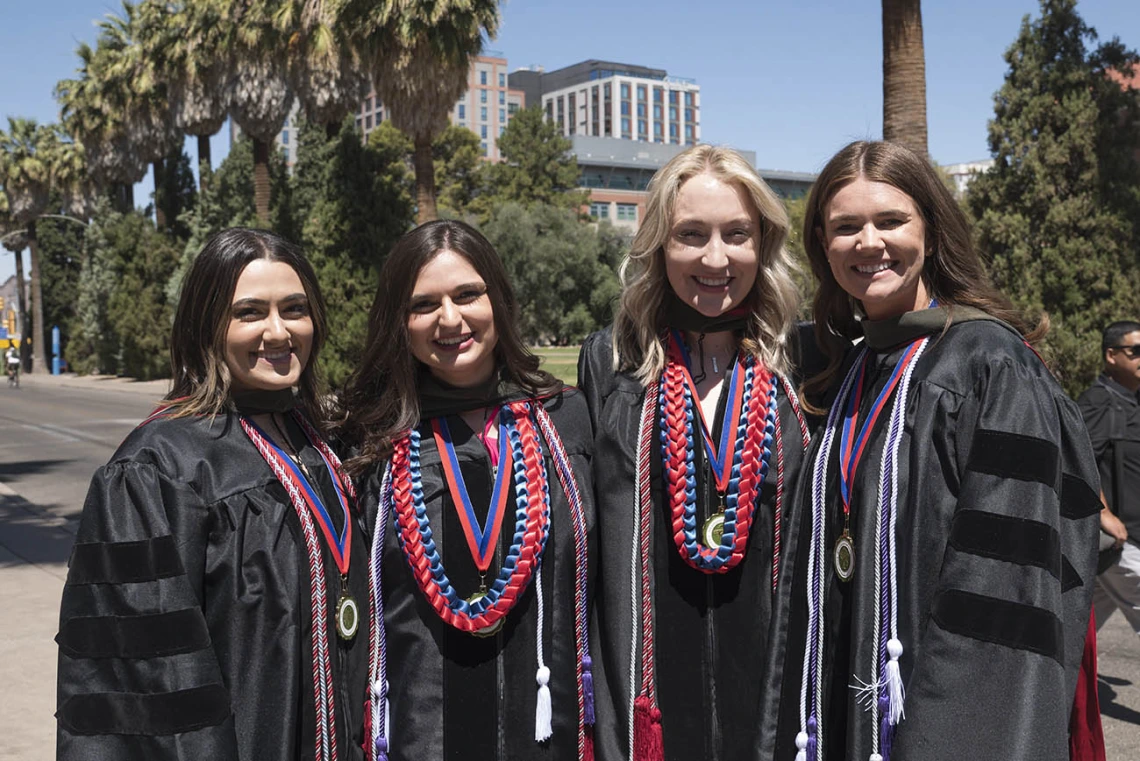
[240,410,359,761]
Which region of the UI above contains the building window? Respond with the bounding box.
[281,130,289,144]
[621,83,630,99]
[637,85,647,101]
[669,107,678,122]
[481,89,488,103]
[499,125,506,137]
[499,90,505,105]
[685,92,693,107]
[510,102,521,116]
[621,117,631,136]
[654,122,663,141]
[481,125,488,138]
[685,125,694,140]
[654,88,663,104]
[684,108,693,123]
[480,71,487,85]
[669,123,678,139]
[669,90,679,105]
[481,106,488,121]
[590,202,610,219]
[458,105,466,119]
[638,119,647,138]
[365,115,373,129]
[653,105,662,121]
[621,101,630,116]
[481,142,488,157]
[617,203,637,222]
[500,108,505,122]
[499,73,505,87]
[458,122,466,128]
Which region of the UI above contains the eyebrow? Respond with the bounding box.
[673,217,754,228]
[828,209,912,223]
[231,293,308,308]
[410,282,487,300]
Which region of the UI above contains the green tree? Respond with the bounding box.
[968,0,1140,395]
[483,202,621,344]
[293,118,415,386]
[69,200,119,374]
[882,0,928,155]
[154,146,198,240]
[360,0,501,223]
[433,125,485,217]
[34,198,86,364]
[481,106,586,214]
[783,195,815,319]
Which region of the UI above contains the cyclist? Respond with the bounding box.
[6,345,19,386]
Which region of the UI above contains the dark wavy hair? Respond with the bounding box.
[165,227,328,424]
[803,140,1046,399]
[339,220,560,474]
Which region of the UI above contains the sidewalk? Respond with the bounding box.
[19,371,171,399]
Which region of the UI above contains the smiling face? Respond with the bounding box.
[663,172,761,317]
[1106,330,1140,392]
[224,259,314,393]
[822,177,930,320]
[407,249,499,387]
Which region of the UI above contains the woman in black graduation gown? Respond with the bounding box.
[56,229,370,761]
[577,144,816,761]
[340,220,596,761]
[761,140,1101,761]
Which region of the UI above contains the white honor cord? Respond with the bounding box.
[627,389,653,761]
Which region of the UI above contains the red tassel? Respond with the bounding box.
[633,695,664,761]
[582,724,595,761]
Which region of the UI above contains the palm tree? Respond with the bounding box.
[360,0,501,223]
[0,191,30,372]
[0,119,59,374]
[141,0,230,193]
[219,0,295,224]
[278,0,370,138]
[882,0,928,156]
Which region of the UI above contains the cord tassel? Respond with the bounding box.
[794,730,808,761]
[632,695,663,761]
[885,638,906,725]
[535,665,553,742]
[582,655,596,725]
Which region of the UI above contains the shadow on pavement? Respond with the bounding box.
[1099,676,1140,725]
[0,459,74,478]
[0,496,76,569]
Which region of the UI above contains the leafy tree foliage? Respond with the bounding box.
[783,195,815,319]
[33,198,84,362]
[480,107,587,214]
[433,125,484,217]
[152,146,197,240]
[483,202,622,344]
[967,0,1140,395]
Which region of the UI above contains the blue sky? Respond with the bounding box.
[1,0,1138,281]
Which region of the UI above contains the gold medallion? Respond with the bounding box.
[833,533,855,582]
[336,594,359,640]
[465,591,504,638]
[702,513,726,549]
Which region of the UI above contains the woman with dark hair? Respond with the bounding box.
[340,220,596,761]
[576,144,820,761]
[761,141,1100,761]
[56,228,371,761]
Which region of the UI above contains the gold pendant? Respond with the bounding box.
[336,593,359,639]
[833,531,855,582]
[464,591,504,638]
[702,512,726,549]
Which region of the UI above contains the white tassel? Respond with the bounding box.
[885,638,906,725]
[870,755,884,761]
[535,665,553,741]
[794,731,808,761]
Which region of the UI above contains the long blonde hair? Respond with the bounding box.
[612,144,800,383]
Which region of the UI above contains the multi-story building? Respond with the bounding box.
[512,60,700,146]
[942,159,995,197]
[354,51,525,162]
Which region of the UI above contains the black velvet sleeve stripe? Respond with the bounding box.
[67,536,184,585]
[57,684,231,736]
[931,589,1063,664]
[966,429,1058,488]
[56,609,211,659]
[1061,556,1083,593]
[948,510,1060,577]
[1059,473,1101,520]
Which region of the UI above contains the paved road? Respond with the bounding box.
[2,374,1139,759]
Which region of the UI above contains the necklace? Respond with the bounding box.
[659,330,777,573]
[270,413,313,479]
[391,401,551,635]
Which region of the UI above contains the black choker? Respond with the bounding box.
[231,388,297,415]
[663,293,751,334]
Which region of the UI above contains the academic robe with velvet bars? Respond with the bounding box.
[56,411,370,761]
[576,324,821,761]
[361,389,596,761]
[758,312,1101,761]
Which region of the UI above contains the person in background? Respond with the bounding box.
[56,228,370,761]
[1078,320,1140,634]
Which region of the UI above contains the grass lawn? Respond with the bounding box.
[533,345,581,387]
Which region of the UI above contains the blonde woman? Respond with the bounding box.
[578,145,820,761]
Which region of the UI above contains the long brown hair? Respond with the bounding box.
[803,140,1046,398]
[339,220,560,474]
[166,227,329,424]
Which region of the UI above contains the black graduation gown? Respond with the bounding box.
[577,325,816,761]
[56,411,370,761]
[363,389,596,761]
[760,314,1101,761]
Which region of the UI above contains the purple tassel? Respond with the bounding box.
[805,716,818,761]
[879,708,894,761]
[375,735,389,761]
[581,655,596,725]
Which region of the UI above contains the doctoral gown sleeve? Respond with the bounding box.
[56,460,240,761]
[894,355,1100,760]
[577,328,614,432]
